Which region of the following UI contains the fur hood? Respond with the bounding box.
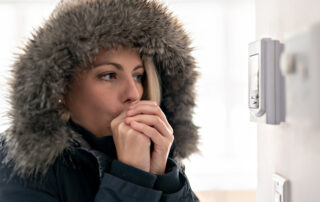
[1,0,199,177]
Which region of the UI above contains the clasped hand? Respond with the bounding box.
[111,100,174,175]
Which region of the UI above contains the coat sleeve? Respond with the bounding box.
[94,158,199,202]
[0,163,59,202]
[0,179,59,202]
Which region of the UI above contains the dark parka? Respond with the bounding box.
[0,0,200,201]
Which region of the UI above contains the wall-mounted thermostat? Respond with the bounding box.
[248,38,285,125]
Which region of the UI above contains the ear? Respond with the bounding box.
[60,86,68,105]
[59,95,66,105]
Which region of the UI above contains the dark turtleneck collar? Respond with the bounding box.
[67,118,117,159]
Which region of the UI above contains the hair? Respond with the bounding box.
[58,52,162,123]
[141,55,162,106]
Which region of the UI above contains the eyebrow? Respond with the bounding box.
[94,62,144,71]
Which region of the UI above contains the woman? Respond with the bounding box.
[0,0,200,201]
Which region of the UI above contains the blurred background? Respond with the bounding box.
[0,0,257,201]
[3,0,320,202]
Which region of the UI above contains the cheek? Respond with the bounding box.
[85,85,119,113]
[67,80,119,117]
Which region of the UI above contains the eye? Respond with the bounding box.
[99,72,117,80]
[134,73,144,82]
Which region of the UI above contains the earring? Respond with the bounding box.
[58,99,62,103]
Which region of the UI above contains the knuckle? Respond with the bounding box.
[110,119,116,128]
[155,127,161,136]
[169,134,174,142]
[128,128,135,135]
[118,122,125,130]
[151,128,158,137]
[154,116,161,124]
[155,105,161,113]
[116,123,123,136]
[118,122,129,135]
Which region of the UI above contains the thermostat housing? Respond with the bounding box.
[248,38,285,125]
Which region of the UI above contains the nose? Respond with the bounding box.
[122,76,141,105]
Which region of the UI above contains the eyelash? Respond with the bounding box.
[100,72,116,80]
[99,72,144,82]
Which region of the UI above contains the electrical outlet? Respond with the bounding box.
[273,174,288,202]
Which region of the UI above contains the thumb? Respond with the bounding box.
[111,104,132,127]
[112,102,139,125]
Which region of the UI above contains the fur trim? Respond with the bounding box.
[1,0,199,177]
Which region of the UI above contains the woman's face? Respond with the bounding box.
[64,46,144,137]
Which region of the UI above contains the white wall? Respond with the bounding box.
[256,0,320,202]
